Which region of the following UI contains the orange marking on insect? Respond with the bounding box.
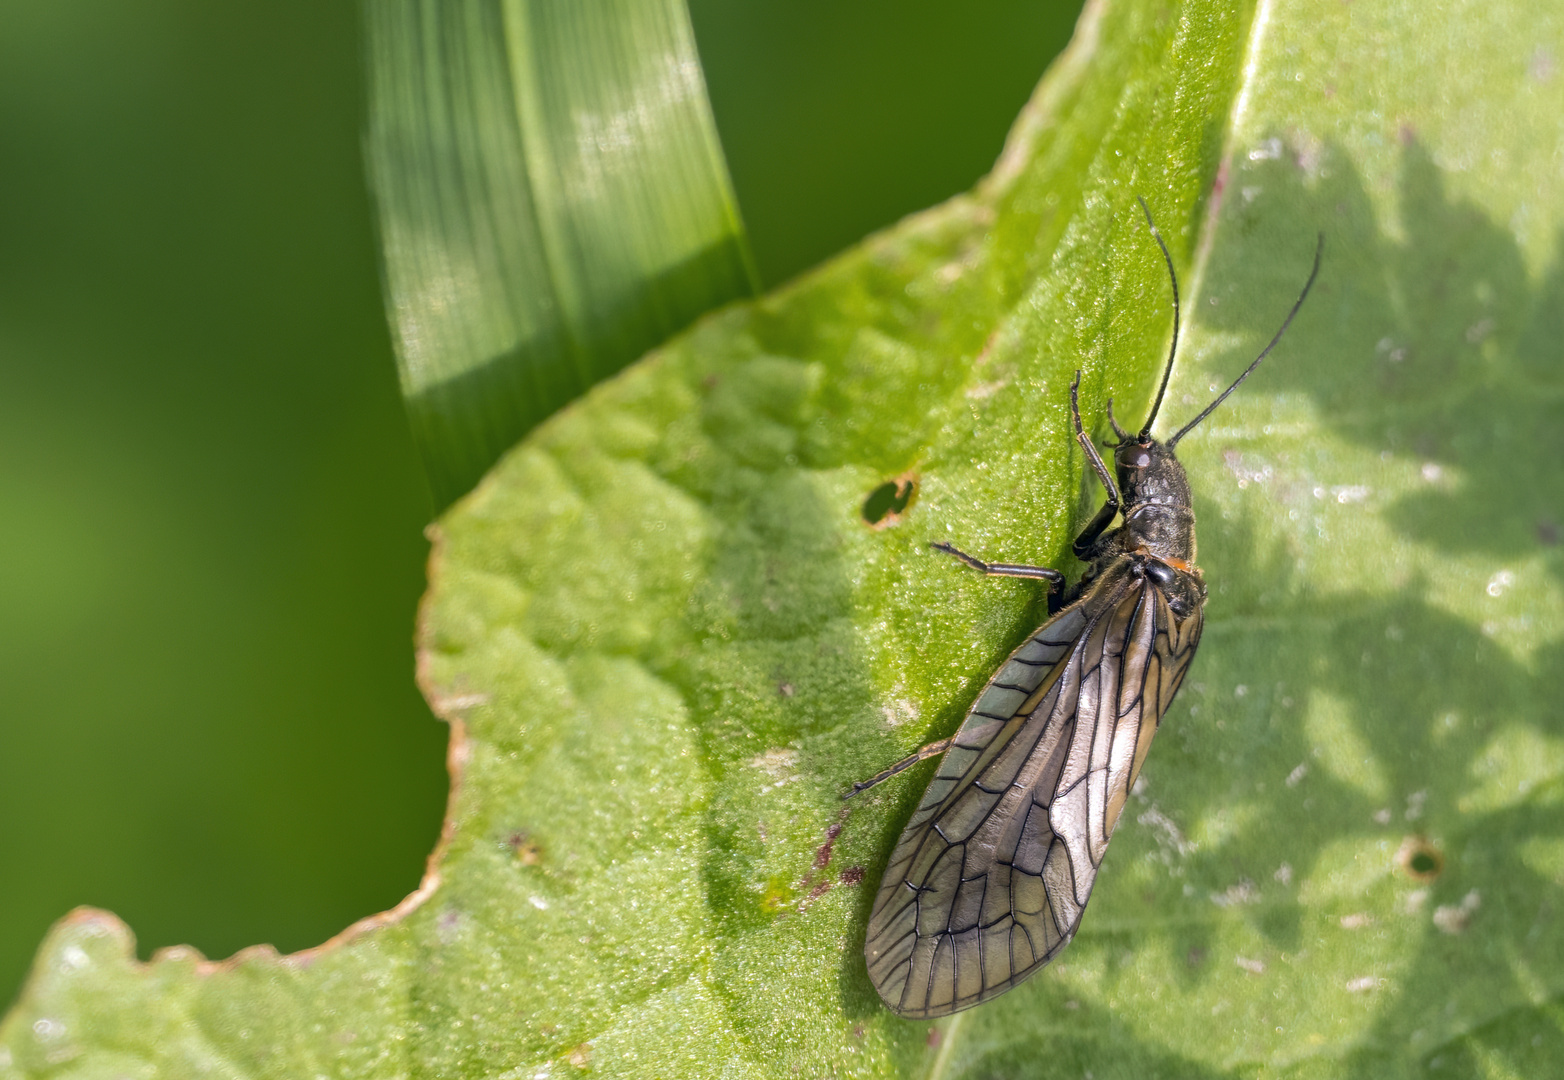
[1133,546,1192,574]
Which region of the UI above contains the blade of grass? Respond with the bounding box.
[364,0,758,508]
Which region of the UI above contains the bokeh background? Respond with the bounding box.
[0,0,1082,1004]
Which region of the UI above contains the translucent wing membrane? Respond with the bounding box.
[863,560,1204,1018]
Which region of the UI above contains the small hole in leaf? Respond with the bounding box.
[862,476,917,527]
[1396,836,1443,881]
[508,831,543,866]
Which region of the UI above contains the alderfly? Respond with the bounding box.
[853,202,1323,1018]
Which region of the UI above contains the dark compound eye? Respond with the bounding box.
[1118,445,1153,469]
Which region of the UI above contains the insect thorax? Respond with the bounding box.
[1084,442,1207,617]
[1109,438,1198,562]
[1117,503,1196,564]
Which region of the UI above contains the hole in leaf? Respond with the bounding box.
[862,476,917,527]
[1396,836,1443,881]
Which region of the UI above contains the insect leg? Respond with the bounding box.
[1070,371,1122,558]
[1106,397,1131,440]
[930,541,1064,585]
[845,737,953,798]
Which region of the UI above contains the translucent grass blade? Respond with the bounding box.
[365,0,758,508]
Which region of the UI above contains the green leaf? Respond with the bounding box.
[365,0,758,508]
[9,0,1564,1076]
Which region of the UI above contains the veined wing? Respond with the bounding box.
[863,559,1203,1018]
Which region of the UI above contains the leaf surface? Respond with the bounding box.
[8,0,1564,1076]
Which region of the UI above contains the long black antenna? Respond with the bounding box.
[1167,233,1324,448]
[1137,196,1181,439]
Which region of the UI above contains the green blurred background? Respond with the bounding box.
[0,0,1081,1003]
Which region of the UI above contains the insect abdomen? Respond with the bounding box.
[863,563,1204,1017]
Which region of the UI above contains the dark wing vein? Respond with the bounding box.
[864,561,1204,1018]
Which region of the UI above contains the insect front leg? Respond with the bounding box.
[1069,370,1121,559]
[1105,397,1131,440]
